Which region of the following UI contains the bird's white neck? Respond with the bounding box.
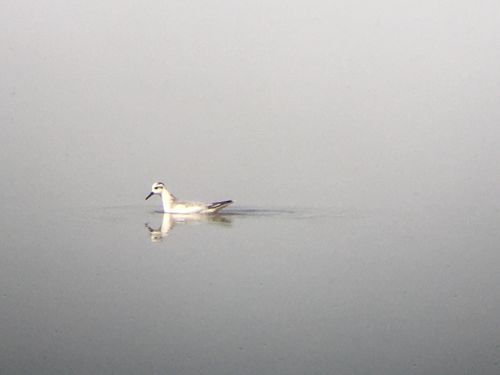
[161,190,175,212]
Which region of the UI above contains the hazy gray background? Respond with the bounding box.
[1,1,500,374]
[2,0,499,210]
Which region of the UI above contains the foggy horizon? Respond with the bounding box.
[2,1,500,374]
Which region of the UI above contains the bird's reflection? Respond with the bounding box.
[145,213,232,242]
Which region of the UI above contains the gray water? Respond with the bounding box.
[2,1,500,374]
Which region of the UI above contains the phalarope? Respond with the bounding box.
[145,182,233,214]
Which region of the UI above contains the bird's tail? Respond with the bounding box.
[206,200,233,213]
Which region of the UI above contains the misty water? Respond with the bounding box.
[2,1,500,374]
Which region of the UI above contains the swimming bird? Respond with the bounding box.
[145,182,233,214]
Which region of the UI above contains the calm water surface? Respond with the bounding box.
[1,201,499,375]
[3,1,500,373]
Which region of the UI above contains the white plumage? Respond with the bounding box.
[145,182,233,214]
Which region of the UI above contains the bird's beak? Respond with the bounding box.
[145,192,154,200]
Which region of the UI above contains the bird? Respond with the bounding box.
[145,182,233,214]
